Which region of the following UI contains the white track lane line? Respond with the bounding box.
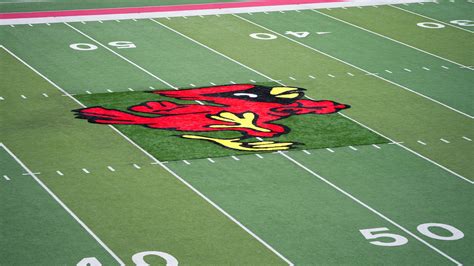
[389,4,474,33]
[279,150,462,266]
[232,15,474,183]
[0,44,294,266]
[0,143,125,265]
[311,10,473,118]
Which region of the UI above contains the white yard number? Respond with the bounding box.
[132,251,178,266]
[285,31,310,38]
[450,20,474,26]
[77,257,101,266]
[70,43,98,51]
[417,22,445,29]
[359,227,408,247]
[250,31,310,40]
[77,251,177,266]
[249,33,277,40]
[70,41,136,51]
[360,223,464,247]
[417,223,464,241]
[108,41,137,49]
[417,19,474,29]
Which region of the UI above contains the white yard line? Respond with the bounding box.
[232,15,473,182]
[0,0,432,25]
[153,16,473,184]
[279,150,462,266]
[311,10,473,118]
[65,23,177,89]
[0,45,294,266]
[0,143,125,266]
[390,4,474,33]
[315,9,471,67]
[150,18,279,84]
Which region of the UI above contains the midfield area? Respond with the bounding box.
[1,1,473,265]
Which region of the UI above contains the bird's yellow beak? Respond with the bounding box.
[270,87,301,99]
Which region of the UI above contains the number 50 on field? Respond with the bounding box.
[360,223,464,247]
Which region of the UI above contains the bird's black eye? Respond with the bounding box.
[233,93,258,98]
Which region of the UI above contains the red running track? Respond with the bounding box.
[0,0,343,19]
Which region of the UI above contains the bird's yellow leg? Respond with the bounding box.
[181,134,293,151]
[208,112,271,133]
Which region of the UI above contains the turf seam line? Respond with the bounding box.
[0,143,125,265]
[0,43,295,266]
[279,151,463,266]
[389,4,474,33]
[318,6,474,68]
[311,10,473,118]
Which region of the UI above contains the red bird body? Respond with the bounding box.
[76,84,349,139]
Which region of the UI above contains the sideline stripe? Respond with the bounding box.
[0,143,125,265]
[0,45,294,266]
[232,14,474,183]
[0,0,432,25]
[313,10,471,70]
[389,4,474,33]
[279,151,462,265]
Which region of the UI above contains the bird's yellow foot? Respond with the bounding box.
[209,112,270,133]
[182,135,294,151]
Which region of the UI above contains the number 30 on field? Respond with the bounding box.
[417,20,474,28]
[360,223,464,247]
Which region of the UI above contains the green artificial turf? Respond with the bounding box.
[76,88,388,161]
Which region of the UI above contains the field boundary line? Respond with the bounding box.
[0,143,125,266]
[236,13,472,119]
[278,151,462,265]
[0,0,433,25]
[390,4,474,33]
[313,10,471,70]
[0,45,294,266]
[230,14,473,183]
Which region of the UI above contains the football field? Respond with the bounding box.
[1,0,473,265]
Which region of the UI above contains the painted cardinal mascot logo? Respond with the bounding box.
[74,84,349,151]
